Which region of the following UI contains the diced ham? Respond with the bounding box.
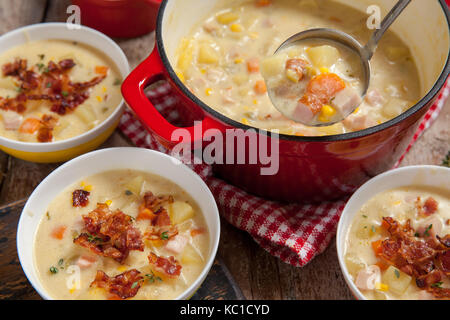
[355,265,381,290]
[417,216,443,238]
[365,89,385,107]
[332,87,362,116]
[76,255,97,269]
[293,100,315,123]
[2,111,23,130]
[418,290,435,300]
[165,235,189,254]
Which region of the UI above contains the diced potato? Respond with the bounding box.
[373,290,387,300]
[382,98,410,118]
[170,201,195,224]
[232,73,249,85]
[177,38,194,72]
[0,77,17,90]
[74,104,96,127]
[260,54,286,78]
[384,46,410,61]
[181,244,203,264]
[307,45,340,68]
[52,118,70,136]
[316,123,344,136]
[124,176,144,195]
[345,253,365,276]
[216,11,239,25]
[382,266,412,295]
[198,44,219,64]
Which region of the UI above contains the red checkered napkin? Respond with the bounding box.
[120,78,449,267]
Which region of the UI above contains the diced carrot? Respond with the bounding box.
[381,219,390,230]
[254,80,267,94]
[19,118,41,134]
[107,294,123,300]
[51,225,67,240]
[149,239,164,247]
[137,208,156,221]
[256,0,271,7]
[375,260,389,271]
[298,94,323,115]
[371,240,383,256]
[247,58,260,73]
[76,255,97,269]
[191,228,205,237]
[95,66,109,76]
[306,73,346,103]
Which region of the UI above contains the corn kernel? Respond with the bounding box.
[205,88,213,96]
[230,24,243,33]
[84,185,93,192]
[241,118,249,125]
[319,67,330,74]
[102,86,107,93]
[217,11,239,24]
[117,266,128,272]
[318,105,336,122]
[253,99,258,105]
[375,283,389,292]
[353,107,360,114]
[200,68,207,74]
[175,71,185,83]
[306,66,319,77]
[69,288,76,294]
[96,96,103,102]
[105,200,112,206]
[249,32,259,39]
[286,69,300,83]
[234,58,243,64]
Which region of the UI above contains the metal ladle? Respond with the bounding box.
[269,0,412,126]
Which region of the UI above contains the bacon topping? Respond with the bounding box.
[74,203,144,263]
[90,269,143,299]
[72,189,90,207]
[148,252,182,278]
[0,58,106,120]
[375,216,450,299]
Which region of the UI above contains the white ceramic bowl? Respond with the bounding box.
[17,147,221,300]
[337,165,450,300]
[0,23,130,163]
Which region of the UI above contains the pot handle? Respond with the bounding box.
[121,47,225,147]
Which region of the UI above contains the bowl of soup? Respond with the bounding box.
[0,23,129,163]
[122,0,450,203]
[337,165,450,300]
[17,147,220,300]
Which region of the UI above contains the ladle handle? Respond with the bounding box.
[362,0,411,60]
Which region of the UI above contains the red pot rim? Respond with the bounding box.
[73,0,161,7]
[155,0,450,143]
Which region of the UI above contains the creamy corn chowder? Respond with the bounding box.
[34,170,210,300]
[262,40,364,126]
[0,40,122,143]
[175,0,420,136]
[344,186,450,300]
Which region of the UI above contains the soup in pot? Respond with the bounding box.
[0,40,122,143]
[34,170,210,300]
[344,186,449,300]
[175,0,420,136]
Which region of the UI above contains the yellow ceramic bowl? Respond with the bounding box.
[0,23,130,163]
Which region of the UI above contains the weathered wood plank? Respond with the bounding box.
[0,0,47,34]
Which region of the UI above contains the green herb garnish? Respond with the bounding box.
[87,234,103,243]
[424,224,433,237]
[394,269,400,279]
[371,226,376,234]
[113,79,121,86]
[362,215,368,218]
[160,231,169,240]
[61,91,69,97]
[414,232,420,238]
[145,272,162,283]
[58,258,64,266]
[125,190,133,196]
[46,82,52,88]
[443,151,450,167]
[431,282,443,288]
[131,281,139,289]
[38,54,45,60]
[49,266,58,274]
[15,87,22,93]
[46,211,51,220]
[36,63,45,72]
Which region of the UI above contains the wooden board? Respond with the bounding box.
[0,0,449,300]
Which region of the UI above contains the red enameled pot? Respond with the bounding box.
[122,0,450,203]
[72,0,162,38]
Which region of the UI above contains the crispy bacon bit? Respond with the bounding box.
[90,269,143,299]
[72,189,90,207]
[148,252,182,278]
[140,192,174,213]
[376,216,449,299]
[0,58,106,126]
[74,203,144,263]
[422,197,439,216]
[285,58,308,81]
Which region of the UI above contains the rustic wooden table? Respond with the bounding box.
[0,0,449,300]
